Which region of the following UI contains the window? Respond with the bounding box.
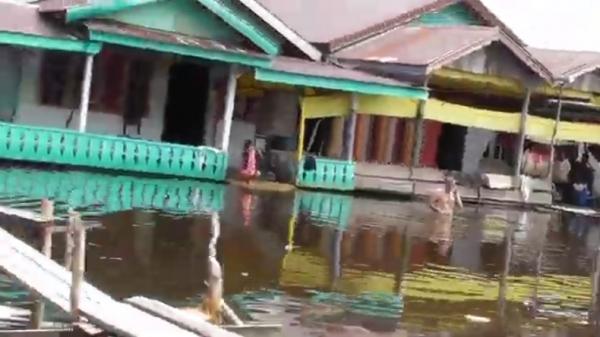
[39,50,154,118]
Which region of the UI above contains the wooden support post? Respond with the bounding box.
[78,55,94,133]
[220,65,238,152]
[514,88,532,178]
[296,114,306,162]
[411,100,426,169]
[69,210,85,321]
[547,86,564,182]
[343,94,358,161]
[31,199,55,329]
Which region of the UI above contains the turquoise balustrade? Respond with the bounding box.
[296,156,355,191]
[293,191,352,230]
[0,167,224,215]
[0,122,227,180]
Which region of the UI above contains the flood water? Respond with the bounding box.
[0,166,599,336]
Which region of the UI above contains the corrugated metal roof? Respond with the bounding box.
[0,0,80,39]
[253,0,452,49]
[332,25,552,81]
[334,26,499,69]
[38,0,86,12]
[85,20,268,59]
[528,47,600,82]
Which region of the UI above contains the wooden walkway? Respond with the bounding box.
[0,225,233,337]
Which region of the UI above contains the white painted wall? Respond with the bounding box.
[15,50,170,141]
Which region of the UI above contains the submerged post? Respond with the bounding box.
[69,210,86,321]
[343,93,358,161]
[547,86,564,181]
[514,88,532,178]
[32,199,55,329]
[220,65,238,152]
[78,55,94,133]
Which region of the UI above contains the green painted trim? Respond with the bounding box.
[412,3,482,26]
[0,32,101,54]
[66,0,161,22]
[89,29,270,67]
[196,0,281,55]
[256,68,429,99]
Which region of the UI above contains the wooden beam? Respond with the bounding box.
[342,93,358,161]
[0,226,203,337]
[514,88,532,178]
[547,87,564,181]
[69,211,85,321]
[220,65,238,152]
[78,55,94,133]
[411,100,426,168]
[125,297,239,337]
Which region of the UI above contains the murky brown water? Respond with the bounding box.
[0,167,599,336]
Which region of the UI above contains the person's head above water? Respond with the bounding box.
[244,139,253,150]
[444,176,456,193]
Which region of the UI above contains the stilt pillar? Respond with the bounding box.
[342,93,358,161]
[548,86,564,181]
[220,65,238,152]
[411,100,426,168]
[514,88,532,178]
[78,55,94,133]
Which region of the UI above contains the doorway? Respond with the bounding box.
[162,62,209,146]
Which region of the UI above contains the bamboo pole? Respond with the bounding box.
[78,55,94,133]
[547,86,564,182]
[514,88,532,178]
[220,65,238,152]
[69,210,85,321]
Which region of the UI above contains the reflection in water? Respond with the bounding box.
[0,167,598,336]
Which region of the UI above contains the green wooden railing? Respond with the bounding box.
[0,167,224,215]
[0,122,227,180]
[293,191,352,230]
[296,157,355,191]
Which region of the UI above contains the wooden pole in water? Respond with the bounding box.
[69,210,86,321]
[343,93,358,161]
[498,224,513,321]
[78,54,94,133]
[220,65,238,152]
[31,199,55,329]
[514,88,532,178]
[547,86,564,182]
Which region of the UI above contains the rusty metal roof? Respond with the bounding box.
[85,20,268,59]
[332,25,552,82]
[0,1,80,39]
[528,47,600,83]
[269,56,420,88]
[334,26,499,69]
[253,0,453,49]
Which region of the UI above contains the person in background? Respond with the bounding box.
[240,139,261,183]
[427,176,463,260]
[568,151,594,207]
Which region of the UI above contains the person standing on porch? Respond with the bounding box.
[240,139,261,183]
